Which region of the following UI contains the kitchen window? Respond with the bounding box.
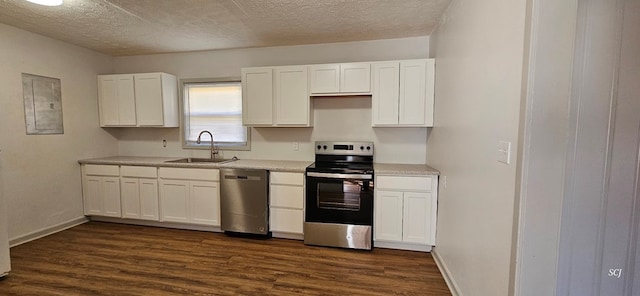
[181,79,249,150]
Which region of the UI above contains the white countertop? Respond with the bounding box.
[79,156,440,175]
[374,163,440,176]
[78,156,312,173]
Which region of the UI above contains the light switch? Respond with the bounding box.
[498,141,511,164]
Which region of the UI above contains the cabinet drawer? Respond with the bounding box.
[270,172,304,186]
[158,168,219,181]
[121,166,157,178]
[270,208,303,234]
[270,185,304,209]
[84,165,119,176]
[376,176,433,191]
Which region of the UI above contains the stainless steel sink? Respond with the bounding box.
[165,157,236,164]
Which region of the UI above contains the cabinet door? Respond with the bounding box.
[270,208,303,234]
[309,64,340,94]
[399,60,427,125]
[340,63,371,93]
[403,192,432,244]
[159,180,189,223]
[372,62,400,125]
[190,181,220,226]
[121,177,141,219]
[374,190,404,242]
[84,176,104,215]
[424,59,435,127]
[242,68,274,125]
[98,75,136,127]
[98,76,120,126]
[134,73,164,126]
[116,75,136,125]
[139,179,159,221]
[98,74,136,126]
[274,66,310,125]
[102,177,122,217]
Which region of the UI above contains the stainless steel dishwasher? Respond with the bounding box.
[220,168,269,236]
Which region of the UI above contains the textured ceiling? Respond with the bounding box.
[0,0,451,56]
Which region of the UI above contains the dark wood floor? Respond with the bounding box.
[0,222,450,295]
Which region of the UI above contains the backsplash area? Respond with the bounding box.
[113,96,429,164]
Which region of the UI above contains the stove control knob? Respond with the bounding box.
[323,145,328,150]
[366,146,371,150]
[317,145,321,150]
[360,146,364,150]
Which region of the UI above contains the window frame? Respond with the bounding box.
[179,77,250,151]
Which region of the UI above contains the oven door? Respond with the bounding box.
[305,172,374,226]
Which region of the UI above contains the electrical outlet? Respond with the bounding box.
[442,176,447,188]
[498,141,511,164]
[293,142,299,151]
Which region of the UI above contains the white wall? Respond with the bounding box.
[0,24,117,240]
[427,0,526,295]
[113,37,430,164]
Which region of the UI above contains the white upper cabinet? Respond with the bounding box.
[242,67,274,126]
[371,62,400,125]
[340,63,371,93]
[310,63,371,95]
[97,72,178,128]
[241,59,435,128]
[372,59,435,127]
[275,66,311,126]
[134,73,179,127]
[309,64,340,93]
[242,65,312,127]
[98,74,136,126]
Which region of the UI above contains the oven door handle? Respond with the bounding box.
[306,172,373,180]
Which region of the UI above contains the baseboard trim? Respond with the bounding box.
[374,240,432,252]
[432,248,462,296]
[89,216,222,233]
[272,231,304,240]
[9,216,89,247]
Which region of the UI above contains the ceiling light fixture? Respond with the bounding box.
[25,0,63,6]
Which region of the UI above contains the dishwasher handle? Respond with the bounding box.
[224,175,262,181]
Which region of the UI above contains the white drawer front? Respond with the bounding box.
[84,164,119,176]
[270,208,303,234]
[270,185,304,209]
[376,176,433,191]
[120,166,157,178]
[158,168,219,181]
[270,172,304,186]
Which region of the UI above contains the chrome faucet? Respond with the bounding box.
[196,130,219,159]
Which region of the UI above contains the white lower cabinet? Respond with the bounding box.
[190,181,220,225]
[374,190,404,242]
[374,175,438,252]
[158,168,220,226]
[269,172,304,238]
[120,166,159,221]
[82,165,122,217]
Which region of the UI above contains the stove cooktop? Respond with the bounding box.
[306,162,373,175]
[307,141,375,175]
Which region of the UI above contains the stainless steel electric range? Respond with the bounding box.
[304,141,374,250]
